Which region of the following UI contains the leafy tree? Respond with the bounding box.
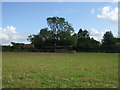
[101,31,116,52]
[47,17,74,33]
[28,35,43,49]
[46,17,75,46]
[39,28,56,46]
[57,31,77,46]
[11,42,24,49]
[76,29,100,52]
[76,38,100,52]
[77,29,89,39]
[28,28,56,49]
[39,28,54,41]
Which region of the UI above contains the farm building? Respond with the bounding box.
[23,44,34,48]
[23,44,76,53]
[23,44,34,51]
[44,46,76,53]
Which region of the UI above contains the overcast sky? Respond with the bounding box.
[1,1,118,45]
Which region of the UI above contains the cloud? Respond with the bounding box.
[91,9,95,15]
[0,26,28,45]
[88,28,112,41]
[111,0,119,2]
[97,6,118,24]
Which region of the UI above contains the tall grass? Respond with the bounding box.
[2,52,118,88]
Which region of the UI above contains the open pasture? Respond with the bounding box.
[2,52,118,88]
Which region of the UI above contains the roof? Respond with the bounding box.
[23,44,34,48]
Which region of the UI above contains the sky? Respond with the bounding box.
[1,1,118,45]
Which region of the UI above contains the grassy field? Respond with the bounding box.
[2,52,118,88]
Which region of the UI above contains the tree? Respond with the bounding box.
[57,30,77,46]
[28,17,102,51]
[39,28,54,41]
[28,35,43,49]
[46,17,75,46]
[77,29,89,39]
[101,31,116,52]
[47,17,74,33]
[28,28,56,49]
[39,28,56,46]
[11,42,24,49]
[76,29,100,52]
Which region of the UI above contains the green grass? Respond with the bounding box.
[2,52,118,88]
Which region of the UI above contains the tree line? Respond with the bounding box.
[2,17,120,53]
[27,17,120,53]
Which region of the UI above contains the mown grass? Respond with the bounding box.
[2,52,118,88]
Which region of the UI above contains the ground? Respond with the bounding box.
[2,52,118,88]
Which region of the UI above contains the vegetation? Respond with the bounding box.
[2,52,118,88]
[2,17,120,53]
[75,29,100,52]
[27,17,119,53]
[28,17,76,48]
[2,14,119,89]
[101,31,118,52]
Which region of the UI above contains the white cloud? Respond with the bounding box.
[111,0,119,2]
[88,28,112,41]
[97,6,118,24]
[91,9,95,15]
[0,26,28,45]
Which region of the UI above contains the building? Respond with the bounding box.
[23,44,34,51]
[45,46,76,53]
[23,44,34,48]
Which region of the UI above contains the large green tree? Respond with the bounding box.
[47,17,74,33]
[57,30,77,46]
[101,31,116,52]
[77,29,89,39]
[28,34,43,49]
[28,28,55,49]
[76,29,100,52]
[46,17,76,46]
